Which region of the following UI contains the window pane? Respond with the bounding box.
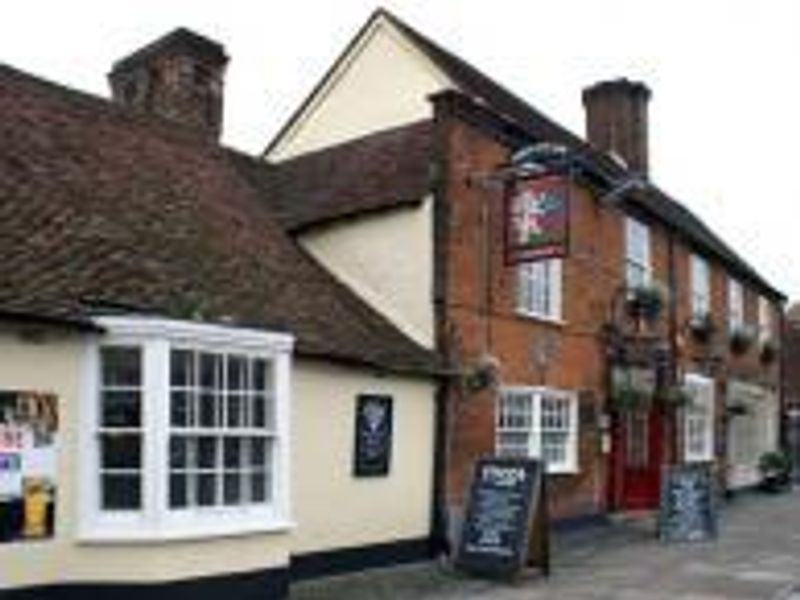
[170,390,191,427]
[196,473,217,506]
[227,394,243,428]
[169,473,187,508]
[200,353,221,389]
[101,473,141,510]
[224,437,241,468]
[197,436,217,469]
[253,359,270,392]
[251,470,267,503]
[170,349,195,387]
[101,346,141,387]
[100,434,141,469]
[498,431,530,457]
[199,392,217,427]
[101,390,141,427]
[228,355,247,391]
[252,393,266,428]
[250,437,266,466]
[224,472,242,505]
[169,436,188,469]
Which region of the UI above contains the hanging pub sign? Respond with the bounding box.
[505,174,570,264]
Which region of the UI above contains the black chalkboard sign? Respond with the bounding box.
[353,394,392,477]
[658,463,718,543]
[456,457,549,579]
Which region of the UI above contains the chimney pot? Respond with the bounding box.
[582,78,651,177]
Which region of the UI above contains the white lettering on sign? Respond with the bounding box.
[481,465,527,488]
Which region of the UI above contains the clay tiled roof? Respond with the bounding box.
[0,63,437,374]
[242,121,434,232]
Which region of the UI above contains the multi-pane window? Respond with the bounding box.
[98,346,143,510]
[496,387,578,473]
[85,317,292,542]
[728,278,744,332]
[625,217,651,289]
[168,350,274,509]
[517,259,562,321]
[690,254,711,318]
[684,374,715,463]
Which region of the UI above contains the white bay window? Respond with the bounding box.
[80,317,293,541]
[496,387,578,474]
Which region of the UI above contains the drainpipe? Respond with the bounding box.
[667,231,681,466]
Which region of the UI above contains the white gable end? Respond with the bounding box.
[268,16,452,161]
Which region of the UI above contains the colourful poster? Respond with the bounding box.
[0,391,58,542]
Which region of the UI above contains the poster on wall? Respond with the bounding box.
[505,175,570,265]
[353,394,393,477]
[0,391,58,542]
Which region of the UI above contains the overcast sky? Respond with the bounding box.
[3,1,799,301]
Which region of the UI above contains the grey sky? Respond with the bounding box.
[3,1,798,301]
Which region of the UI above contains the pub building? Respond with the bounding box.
[261,8,784,543]
[0,9,786,598]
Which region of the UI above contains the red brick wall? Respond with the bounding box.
[433,95,782,522]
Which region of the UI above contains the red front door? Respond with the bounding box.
[610,407,664,511]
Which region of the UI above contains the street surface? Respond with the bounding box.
[292,490,800,599]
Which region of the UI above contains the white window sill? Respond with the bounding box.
[546,465,579,476]
[77,517,295,545]
[515,310,566,327]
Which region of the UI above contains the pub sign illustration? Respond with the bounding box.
[505,174,570,264]
[0,391,58,542]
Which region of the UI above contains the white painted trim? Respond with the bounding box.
[77,316,294,543]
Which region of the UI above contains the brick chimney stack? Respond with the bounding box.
[109,28,229,141]
[582,79,651,177]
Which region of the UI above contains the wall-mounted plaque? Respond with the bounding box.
[353,394,393,477]
[456,457,549,579]
[658,463,718,543]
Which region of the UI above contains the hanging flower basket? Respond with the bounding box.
[729,325,755,355]
[463,354,500,393]
[760,338,779,365]
[688,313,716,343]
[658,385,692,409]
[627,284,665,322]
[610,382,651,411]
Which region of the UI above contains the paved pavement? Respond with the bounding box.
[291,489,800,599]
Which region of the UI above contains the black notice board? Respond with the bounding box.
[353,394,393,477]
[658,463,718,543]
[456,457,549,579]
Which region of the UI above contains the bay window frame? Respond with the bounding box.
[78,316,294,543]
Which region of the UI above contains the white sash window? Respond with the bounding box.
[683,374,715,463]
[517,259,563,321]
[625,217,651,289]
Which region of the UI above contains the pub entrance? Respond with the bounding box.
[610,405,665,510]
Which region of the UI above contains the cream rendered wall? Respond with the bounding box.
[299,198,435,348]
[268,18,451,161]
[291,358,435,554]
[0,330,288,590]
